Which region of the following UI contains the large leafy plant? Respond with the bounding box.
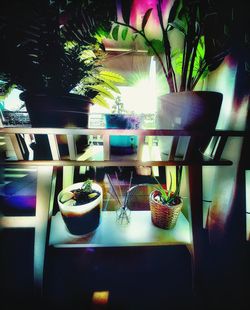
[112,0,232,93]
[0,0,124,108]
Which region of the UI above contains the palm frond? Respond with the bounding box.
[88,84,115,99]
[99,71,126,84]
[91,94,110,108]
[96,75,121,94]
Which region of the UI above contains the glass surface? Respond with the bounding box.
[0,166,37,216]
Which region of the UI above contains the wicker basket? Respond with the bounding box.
[149,190,183,229]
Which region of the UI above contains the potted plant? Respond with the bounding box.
[57,179,103,235]
[105,95,141,155]
[0,0,124,158]
[111,0,233,157]
[149,166,183,229]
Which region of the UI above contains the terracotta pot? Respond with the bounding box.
[149,190,183,229]
[156,91,223,159]
[58,182,103,235]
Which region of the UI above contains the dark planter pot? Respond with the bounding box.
[156,91,223,159]
[20,92,92,159]
[105,114,141,155]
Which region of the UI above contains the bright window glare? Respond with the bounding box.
[90,56,157,114]
[120,81,157,114]
[90,81,157,115]
[3,88,24,111]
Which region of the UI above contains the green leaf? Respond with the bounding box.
[168,20,187,34]
[121,27,129,40]
[88,84,114,99]
[97,76,121,94]
[99,71,126,84]
[91,95,110,108]
[167,0,188,34]
[197,36,205,59]
[141,8,153,32]
[88,193,98,199]
[148,39,164,56]
[164,172,172,202]
[171,48,183,75]
[111,25,119,41]
[79,49,96,61]
[153,177,168,202]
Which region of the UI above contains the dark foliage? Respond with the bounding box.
[0,0,117,95]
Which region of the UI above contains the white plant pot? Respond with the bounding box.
[58,182,103,235]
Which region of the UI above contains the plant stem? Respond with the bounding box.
[114,21,175,92]
[187,37,199,90]
[191,60,207,89]
[156,1,177,92]
[180,36,192,91]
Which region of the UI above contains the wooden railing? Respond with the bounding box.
[0,127,245,166]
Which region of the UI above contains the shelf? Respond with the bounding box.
[49,211,191,248]
[1,127,241,166]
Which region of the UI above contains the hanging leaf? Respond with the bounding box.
[147,39,164,56]
[111,25,119,41]
[91,94,110,108]
[121,27,128,41]
[97,76,121,94]
[141,8,153,32]
[120,0,133,24]
[99,71,126,84]
[88,84,114,99]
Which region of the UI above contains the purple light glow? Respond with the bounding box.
[4,196,36,211]
[130,0,173,38]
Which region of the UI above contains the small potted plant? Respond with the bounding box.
[105,95,141,155]
[149,166,183,229]
[58,179,103,235]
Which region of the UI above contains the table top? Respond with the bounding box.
[49,210,191,248]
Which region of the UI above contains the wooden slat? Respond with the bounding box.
[203,136,220,158]
[9,134,24,160]
[1,159,233,167]
[48,134,60,160]
[183,136,196,161]
[137,135,145,160]
[0,216,36,227]
[103,134,110,160]
[169,136,179,160]
[213,136,228,160]
[34,166,53,291]
[0,127,246,137]
[188,165,205,293]
[63,166,75,188]
[67,134,77,160]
